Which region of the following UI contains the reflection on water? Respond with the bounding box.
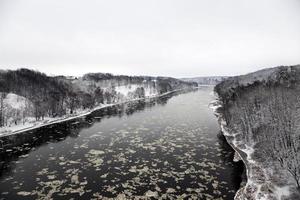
[216,133,245,191]
[0,88,244,200]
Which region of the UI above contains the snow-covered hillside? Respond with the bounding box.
[0,93,33,127]
[214,65,300,200]
[115,82,158,98]
[4,93,27,110]
[0,69,197,135]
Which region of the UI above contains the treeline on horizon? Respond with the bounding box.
[0,68,197,127]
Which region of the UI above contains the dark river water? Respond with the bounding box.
[0,87,244,200]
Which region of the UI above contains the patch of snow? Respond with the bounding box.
[115,85,139,96]
[274,186,290,200]
[115,83,158,98]
[4,93,27,110]
[0,89,182,137]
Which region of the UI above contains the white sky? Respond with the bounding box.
[0,0,299,78]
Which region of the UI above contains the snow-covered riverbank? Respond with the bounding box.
[0,89,183,137]
[210,99,293,200]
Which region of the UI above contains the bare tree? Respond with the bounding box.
[0,93,7,127]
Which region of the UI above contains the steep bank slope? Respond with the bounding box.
[214,65,300,200]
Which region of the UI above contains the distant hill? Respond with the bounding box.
[181,76,228,85]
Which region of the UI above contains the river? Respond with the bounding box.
[0,87,244,200]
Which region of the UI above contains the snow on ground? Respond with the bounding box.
[115,85,139,96]
[0,93,34,128]
[210,99,293,200]
[0,104,112,136]
[274,186,290,200]
[0,89,179,137]
[115,83,158,97]
[4,93,27,110]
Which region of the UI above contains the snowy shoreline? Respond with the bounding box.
[0,89,185,138]
[209,100,250,199]
[210,98,291,200]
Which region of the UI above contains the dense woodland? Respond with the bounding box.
[215,65,300,190]
[181,76,227,85]
[0,69,197,128]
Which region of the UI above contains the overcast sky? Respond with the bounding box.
[0,0,299,78]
